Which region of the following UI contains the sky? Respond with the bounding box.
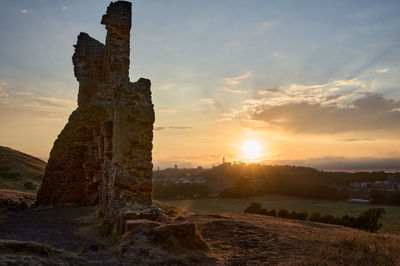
[0,0,400,171]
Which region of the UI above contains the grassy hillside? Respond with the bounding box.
[0,146,46,192]
[162,195,400,234]
[0,205,399,265]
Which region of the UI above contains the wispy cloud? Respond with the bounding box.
[15,91,34,96]
[376,68,390,73]
[156,109,177,113]
[200,98,215,104]
[61,6,68,10]
[223,72,252,85]
[252,93,400,134]
[0,82,76,120]
[260,20,278,30]
[20,9,28,14]
[256,78,366,107]
[219,73,400,135]
[0,82,10,103]
[222,88,248,94]
[267,156,400,171]
[335,138,374,142]
[258,88,284,95]
[34,97,75,108]
[155,126,192,131]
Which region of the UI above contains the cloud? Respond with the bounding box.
[0,83,76,120]
[335,138,374,142]
[35,97,75,108]
[0,82,10,103]
[156,109,177,113]
[268,157,400,171]
[155,126,192,131]
[169,126,192,130]
[20,9,28,14]
[251,93,400,134]
[258,88,285,95]
[260,21,278,30]
[15,91,34,96]
[376,68,390,73]
[61,6,68,10]
[219,76,375,124]
[223,72,252,86]
[222,88,248,94]
[200,98,215,104]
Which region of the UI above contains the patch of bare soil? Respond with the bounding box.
[0,204,399,265]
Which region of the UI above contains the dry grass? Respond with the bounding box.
[0,146,46,193]
[0,189,36,206]
[1,203,399,265]
[186,212,400,265]
[312,231,400,265]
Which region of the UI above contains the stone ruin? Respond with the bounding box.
[36,1,155,230]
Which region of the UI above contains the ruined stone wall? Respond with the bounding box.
[37,1,154,224]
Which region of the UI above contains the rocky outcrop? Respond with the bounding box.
[36,1,154,225]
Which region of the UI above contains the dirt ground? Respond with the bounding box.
[0,206,399,265]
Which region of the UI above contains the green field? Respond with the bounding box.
[162,195,400,233]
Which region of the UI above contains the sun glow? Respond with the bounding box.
[242,141,262,160]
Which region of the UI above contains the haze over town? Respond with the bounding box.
[0,0,400,170]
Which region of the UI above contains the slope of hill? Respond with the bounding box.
[0,204,398,265]
[0,146,46,192]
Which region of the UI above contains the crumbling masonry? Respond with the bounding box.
[37,1,154,225]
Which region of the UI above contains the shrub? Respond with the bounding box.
[319,214,335,224]
[24,181,36,190]
[244,202,262,214]
[34,174,44,180]
[390,192,400,205]
[267,210,276,217]
[299,212,308,220]
[219,177,255,198]
[259,208,268,215]
[309,212,321,222]
[278,209,289,218]
[354,208,385,232]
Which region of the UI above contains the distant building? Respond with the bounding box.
[348,198,370,204]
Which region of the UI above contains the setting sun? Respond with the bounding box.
[242,141,262,160]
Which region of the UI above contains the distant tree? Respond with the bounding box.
[277,209,289,218]
[244,202,262,214]
[24,181,36,190]
[355,208,385,232]
[390,192,400,205]
[289,211,308,220]
[371,189,385,204]
[309,212,321,222]
[259,208,269,215]
[219,177,255,198]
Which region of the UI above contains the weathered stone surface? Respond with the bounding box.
[117,205,169,233]
[152,222,209,250]
[125,219,161,234]
[36,1,154,225]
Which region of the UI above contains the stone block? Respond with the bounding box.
[124,219,161,234]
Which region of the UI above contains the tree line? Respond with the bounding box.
[244,202,385,232]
